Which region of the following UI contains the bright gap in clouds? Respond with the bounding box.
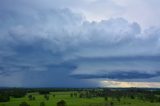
[101,80,160,88]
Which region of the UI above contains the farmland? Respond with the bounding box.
[0,88,160,106]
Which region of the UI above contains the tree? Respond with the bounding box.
[10,89,26,98]
[28,95,35,101]
[157,97,160,102]
[32,97,36,100]
[74,93,77,97]
[110,102,114,106]
[104,96,108,101]
[28,95,33,100]
[70,93,73,98]
[57,100,66,106]
[39,91,49,95]
[79,93,83,98]
[116,97,121,102]
[44,95,49,100]
[0,94,10,102]
[40,102,45,106]
[19,102,30,106]
[130,95,135,99]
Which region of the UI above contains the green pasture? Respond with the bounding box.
[0,92,159,106]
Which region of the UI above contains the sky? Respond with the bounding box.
[0,0,160,88]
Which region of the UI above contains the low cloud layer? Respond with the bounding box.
[71,71,160,80]
[0,0,160,87]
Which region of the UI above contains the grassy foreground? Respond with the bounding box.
[0,91,160,106]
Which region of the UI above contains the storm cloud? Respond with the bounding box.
[0,0,160,87]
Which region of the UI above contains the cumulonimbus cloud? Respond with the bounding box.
[0,0,160,87]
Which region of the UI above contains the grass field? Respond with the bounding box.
[0,92,160,106]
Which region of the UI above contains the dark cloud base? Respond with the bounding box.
[71,71,160,80]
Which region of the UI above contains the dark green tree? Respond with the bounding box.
[44,95,49,100]
[40,102,45,106]
[104,96,108,101]
[32,97,36,101]
[28,95,33,101]
[19,102,30,106]
[130,95,135,99]
[74,93,77,97]
[70,93,73,98]
[110,102,114,106]
[57,100,66,106]
[0,94,10,102]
